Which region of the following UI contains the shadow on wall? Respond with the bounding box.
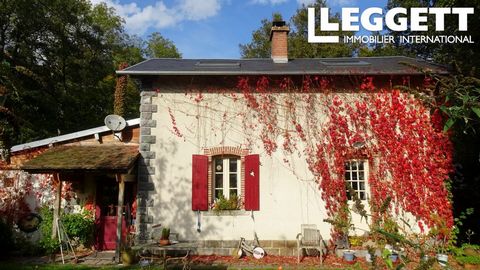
[141,137,223,241]
[153,154,222,240]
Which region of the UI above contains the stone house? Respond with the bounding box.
[117,21,451,256]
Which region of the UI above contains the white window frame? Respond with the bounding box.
[213,156,241,200]
[345,159,369,201]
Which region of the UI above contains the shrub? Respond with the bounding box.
[38,206,94,254]
[62,211,94,246]
[38,207,59,255]
[456,255,480,265]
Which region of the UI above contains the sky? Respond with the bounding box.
[89,0,388,59]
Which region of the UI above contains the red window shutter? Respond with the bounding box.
[192,155,208,211]
[244,154,260,211]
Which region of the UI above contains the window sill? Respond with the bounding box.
[203,209,250,216]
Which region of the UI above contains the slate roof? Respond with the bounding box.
[117,56,449,76]
[21,145,139,173]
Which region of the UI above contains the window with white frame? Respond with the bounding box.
[213,156,241,200]
[344,160,368,200]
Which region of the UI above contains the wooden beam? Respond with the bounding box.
[52,173,62,239]
[115,173,125,263]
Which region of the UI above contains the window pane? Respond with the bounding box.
[215,159,223,172]
[359,162,364,170]
[345,172,350,180]
[215,174,223,188]
[352,182,358,190]
[215,189,223,199]
[359,192,365,200]
[351,172,358,180]
[359,172,364,180]
[229,174,237,188]
[230,189,238,197]
[359,182,365,191]
[229,159,237,172]
[351,162,357,170]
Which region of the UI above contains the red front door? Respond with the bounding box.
[95,176,134,250]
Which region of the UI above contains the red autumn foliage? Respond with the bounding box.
[238,76,453,237]
[172,75,453,239]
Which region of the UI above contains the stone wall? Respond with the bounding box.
[136,90,159,242]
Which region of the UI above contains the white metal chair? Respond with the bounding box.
[296,224,324,264]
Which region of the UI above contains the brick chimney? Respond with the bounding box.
[270,21,290,63]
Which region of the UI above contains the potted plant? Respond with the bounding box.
[429,215,452,267]
[324,205,355,260]
[159,227,170,246]
[121,232,137,265]
[121,248,137,265]
[343,249,355,262]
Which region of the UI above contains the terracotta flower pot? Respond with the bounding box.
[159,239,170,246]
[464,263,480,270]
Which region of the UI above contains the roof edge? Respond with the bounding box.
[11,118,140,153]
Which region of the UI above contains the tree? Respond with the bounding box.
[370,0,480,77]
[0,0,183,149]
[240,0,358,58]
[239,13,283,58]
[145,32,182,58]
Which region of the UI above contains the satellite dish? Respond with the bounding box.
[104,114,127,131]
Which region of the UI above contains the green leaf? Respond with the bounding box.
[439,105,448,114]
[472,107,480,119]
[443,118,455,132]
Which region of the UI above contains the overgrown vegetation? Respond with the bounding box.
[38,206,94,255]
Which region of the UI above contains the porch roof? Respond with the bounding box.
[21,145,139,173]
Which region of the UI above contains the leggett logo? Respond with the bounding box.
[308,7,475,44]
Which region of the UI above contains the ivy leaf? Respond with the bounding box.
[443,118,455,132]
[472,107,480,119]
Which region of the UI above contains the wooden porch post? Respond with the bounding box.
[52,173,62,239]
[115,173,125,263]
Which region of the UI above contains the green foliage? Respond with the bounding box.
[61,211,94,246]
[145,32,181,58]
[38,207,94,254]
[239,1,358,58]
[456,255,480,265]
[0,0,182,148]
[239,13,282,58]
[454,243,480,265]
[161,227,170,240]
[451,208,474,246]
[212,194,240,212]
[381,249,394,269]
[38,207,59,255]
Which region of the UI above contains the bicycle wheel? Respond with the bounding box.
[252,247,265,259]
[232,248,245,259]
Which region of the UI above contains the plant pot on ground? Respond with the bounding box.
[121,249,137,265]
[343,250,355,262]
[436,253,448,267]
[159,227,170,246]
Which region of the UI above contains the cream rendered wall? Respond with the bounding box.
[146,90,370,241]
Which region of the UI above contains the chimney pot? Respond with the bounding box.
[270,21,289,64]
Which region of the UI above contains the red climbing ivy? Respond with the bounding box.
[169,75,453,239]
[235,76,453,237]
